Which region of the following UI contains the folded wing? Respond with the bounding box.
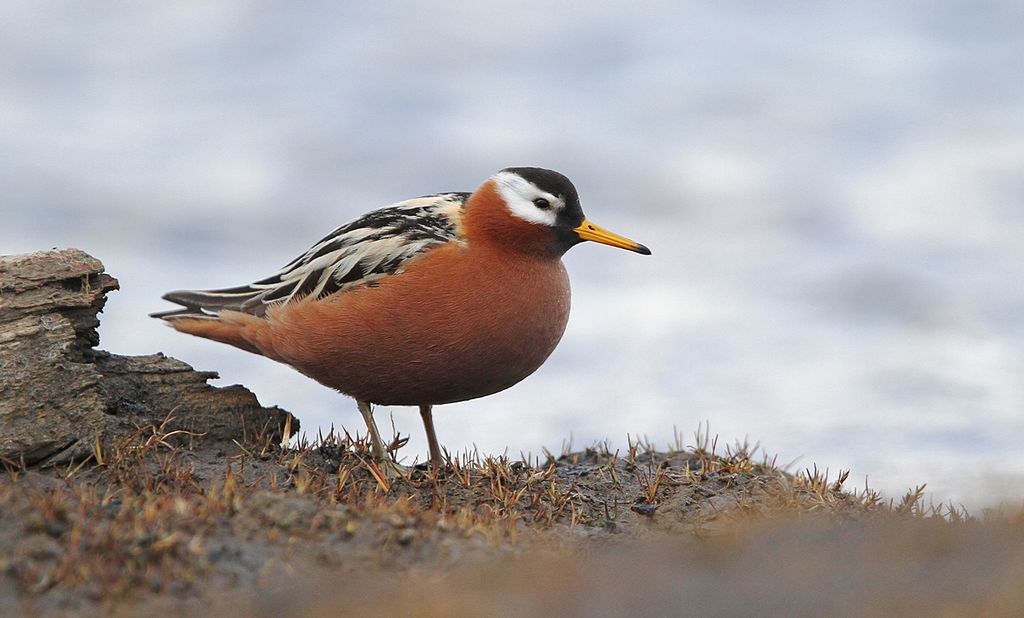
[153,193,468,320]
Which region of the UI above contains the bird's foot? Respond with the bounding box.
[368,457,410,482]
[413,460,450,477]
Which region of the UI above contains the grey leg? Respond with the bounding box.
[419,405,443,469]
[356,400,407,478]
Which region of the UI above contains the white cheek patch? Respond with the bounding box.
[493,172,559,226]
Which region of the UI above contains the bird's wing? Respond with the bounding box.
[154,192,469,319]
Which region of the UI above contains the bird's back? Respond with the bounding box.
[153,192,469,321]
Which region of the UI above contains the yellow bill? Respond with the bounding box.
[573,219,651,255]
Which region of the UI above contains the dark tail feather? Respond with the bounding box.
[151,287,266,320]
[149,306,214,320]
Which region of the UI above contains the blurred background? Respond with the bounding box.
[2,2,1021,508]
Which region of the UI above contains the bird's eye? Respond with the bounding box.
[533,198,551,210]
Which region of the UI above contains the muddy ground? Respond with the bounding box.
[2,422,1022,617]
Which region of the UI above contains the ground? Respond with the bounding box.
[2,418,1022,617]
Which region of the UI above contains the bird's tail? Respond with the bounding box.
[151,285,271,319]
[151,287,267,354]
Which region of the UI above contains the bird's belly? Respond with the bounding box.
[264,248,571,406]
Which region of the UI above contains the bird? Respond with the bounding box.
[152,167,650,476]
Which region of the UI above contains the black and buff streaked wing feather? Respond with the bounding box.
[153,193,469,319]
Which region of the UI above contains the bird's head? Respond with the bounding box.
[487,166,651,257]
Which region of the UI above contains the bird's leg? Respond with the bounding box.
[419,404,443,469]
[356,400,407,479]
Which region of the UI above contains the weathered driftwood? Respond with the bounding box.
[0,249,296,466]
